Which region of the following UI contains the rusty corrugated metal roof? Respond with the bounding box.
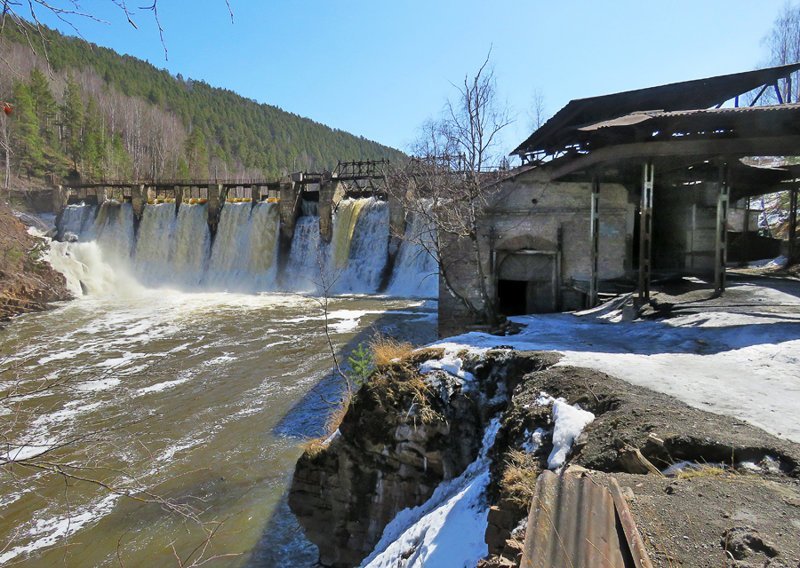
[512,63,800,157]
[578,103,800,131]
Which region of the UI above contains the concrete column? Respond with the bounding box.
[789,188,798,265]
[52,185,69,215]
[131,184,147,222]
[250,184,260,207]
[174,185,183,215]
[377,187,409,291]
[388,190,406,256]
[207,183,223,238]
[588,176,600,307]
[714,164,730,294]
[279,181,302,266]
[318,178,344,243]
[638,162,654,303]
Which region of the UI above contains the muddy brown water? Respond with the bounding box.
[0,291,436,566]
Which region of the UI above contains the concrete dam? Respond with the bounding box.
[52,179,438,298]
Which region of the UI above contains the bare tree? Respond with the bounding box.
[389,53,512,326]
[764,1,800,103]
[0,0,234,61]
[528,88,547,131]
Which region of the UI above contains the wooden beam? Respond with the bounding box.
[547,136,800,180]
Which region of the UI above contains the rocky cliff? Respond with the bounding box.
[0,205,69,322]
[290,344,800,568]
[288,349,559,567]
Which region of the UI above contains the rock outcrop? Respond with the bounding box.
[289,349,559,567]
[0,205,70,321]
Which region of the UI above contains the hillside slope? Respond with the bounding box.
[0,24,405,185]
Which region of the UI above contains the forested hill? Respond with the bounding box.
[0,24,406,186]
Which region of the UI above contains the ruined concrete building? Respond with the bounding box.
[439,63,800,335]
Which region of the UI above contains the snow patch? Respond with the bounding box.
[536,393,595,470]
[425,282,800,443]
[419,346,482,382]
[522,427,546,454]
[362,419,501,568]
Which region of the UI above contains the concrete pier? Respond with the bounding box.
[131,184,147,222]
[318,178,345,243]
[207,183,224,237]
[278,180,302,267]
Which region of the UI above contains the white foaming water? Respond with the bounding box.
[47,240,142,297]
[388,211,439,298]
[284,213,327,292]
[57,203,96,240]
[205,202,280,291]
[333,199,389,294]
[53,196,437,297]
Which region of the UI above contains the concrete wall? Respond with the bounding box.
[438,169,631,335]
[652,183,718,275]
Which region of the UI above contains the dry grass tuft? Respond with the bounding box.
[501,449,541,506]
[370,335,414,367]
[676,464,727,480]
[302,391,352,458]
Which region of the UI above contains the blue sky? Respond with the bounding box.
[33,1,788,155]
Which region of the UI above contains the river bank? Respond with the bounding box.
[289,277,800,567]
[0,204,70,321]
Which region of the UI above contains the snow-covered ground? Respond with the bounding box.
[436,281,800,444]
[362,279,800,568]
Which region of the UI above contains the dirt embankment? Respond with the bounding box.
[290,349,800,568]
[484,365,800,568]
[0,204,70,321]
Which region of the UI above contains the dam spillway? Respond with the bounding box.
[55,197,438,298]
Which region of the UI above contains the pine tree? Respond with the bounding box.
[83,97,106,180]
[185,127,209,178]
[28,68,58,144]
[10,82,45,178]
[61,77,84,171]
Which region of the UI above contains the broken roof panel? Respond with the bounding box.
[512,62,800,157]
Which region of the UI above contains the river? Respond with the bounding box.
[0,199,438,566]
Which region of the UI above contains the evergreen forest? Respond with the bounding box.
[0,24,406,187]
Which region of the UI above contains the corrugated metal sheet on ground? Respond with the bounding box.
[521,470,633,568]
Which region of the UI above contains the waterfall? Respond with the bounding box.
[133,203,210,288]
[133,203,177,285]
[205,202,280,291]
[168,204,211,288]
[387,212,439,298]
[93,202,135,260]
[332,199,389,294]
[332,199,367,269]
[284,213,327,293]
[52,195,438,299]
[57,203,97,241]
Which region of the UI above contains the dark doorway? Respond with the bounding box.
[498,279,528,316]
